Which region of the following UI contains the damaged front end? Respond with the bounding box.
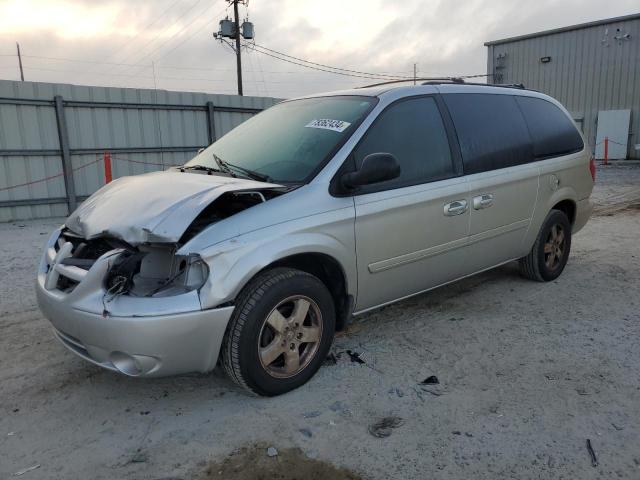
[36,174,286,377]
[47,187,282,311]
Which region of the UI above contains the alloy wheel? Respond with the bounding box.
[544,224,566,270]
[257,295,323,378]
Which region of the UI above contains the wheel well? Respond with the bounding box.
[552,199,576,225]
[264,253,352,331]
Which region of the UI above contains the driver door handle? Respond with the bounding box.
[444,199,468,216]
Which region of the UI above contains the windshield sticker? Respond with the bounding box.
[305,119,351,133]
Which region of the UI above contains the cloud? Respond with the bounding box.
[0,0,638,98]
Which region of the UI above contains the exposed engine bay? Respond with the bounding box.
[55,188,285,301]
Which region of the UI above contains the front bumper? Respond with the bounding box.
[35,230,234,377]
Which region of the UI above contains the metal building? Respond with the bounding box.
[485,13,640,160]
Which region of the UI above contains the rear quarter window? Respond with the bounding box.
[515,96,584,159]
[442,93,533,174]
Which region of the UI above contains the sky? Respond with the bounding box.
[0,0,637,98]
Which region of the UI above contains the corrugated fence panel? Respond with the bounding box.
[486,15,640,159]
[0,79,281,221]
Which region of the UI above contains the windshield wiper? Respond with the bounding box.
[218,158,272,183]
[180,164,223,174]
[211,153,238,178]
[181,155,272,183]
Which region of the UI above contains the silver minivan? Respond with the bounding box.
[36,82,595,395]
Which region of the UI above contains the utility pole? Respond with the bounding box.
[232,0,243,95]
[16,42,24,81]
[214,1,253,96]
[413,63,417,85]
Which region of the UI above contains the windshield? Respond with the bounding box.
[185,96,376,183]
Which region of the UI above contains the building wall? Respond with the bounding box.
[486,15,640,159]
[0,79,281,221]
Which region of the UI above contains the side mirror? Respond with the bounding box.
[341,153,401,189]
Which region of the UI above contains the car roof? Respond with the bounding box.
[293,81,552,103]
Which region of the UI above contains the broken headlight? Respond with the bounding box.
[145,253,209,297]
[105,247,209,298]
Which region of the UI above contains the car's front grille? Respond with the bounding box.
[44,235,87,292]
[44,232,117,293]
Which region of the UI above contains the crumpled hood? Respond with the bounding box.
[66,170,280,245]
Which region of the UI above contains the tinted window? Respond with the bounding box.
[353,97,454,189]
[443,93,533,174]
[515,96,584,159]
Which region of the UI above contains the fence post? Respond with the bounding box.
[103,151,112,183]
[206,101,216,145]
[53,95,77,212]
[603,136,609,165]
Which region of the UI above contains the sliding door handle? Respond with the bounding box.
[473,193,494,210]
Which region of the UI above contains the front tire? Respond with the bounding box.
[519,209,572,282]
[221,267,335,396]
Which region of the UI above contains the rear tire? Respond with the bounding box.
[221,267,335,396]
[519,209,572,282]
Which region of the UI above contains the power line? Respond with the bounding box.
[155,3,229,62]
[248,45,407,81]
[4,53,358,75]
[115,0,207,66]
[249,44,491,83]
[101,0,185,64]
[251,43,413,80]
[14,65,341,85]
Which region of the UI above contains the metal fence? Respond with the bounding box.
[0,79,281,221]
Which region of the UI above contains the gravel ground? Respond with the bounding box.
[1,163,639,479]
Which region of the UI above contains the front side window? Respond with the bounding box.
[352,96,455,189]
[185,96,376,183]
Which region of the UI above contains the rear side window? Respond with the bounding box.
[353,96,454,189]
[515,96,584,159]
[442,93,533,174]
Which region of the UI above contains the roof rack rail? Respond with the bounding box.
[358,77,526,90]
[357,77,457,88]
[421,80,526,89]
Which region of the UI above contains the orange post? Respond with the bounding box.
[603,137,609,165]
[103,151,112,183]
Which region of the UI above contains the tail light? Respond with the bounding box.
[589,157,596,182]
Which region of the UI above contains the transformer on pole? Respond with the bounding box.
[214,0,254,96]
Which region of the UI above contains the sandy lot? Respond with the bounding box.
[1,163,639,479]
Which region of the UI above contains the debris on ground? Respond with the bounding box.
[346,350,366,364]
[421,375,439,385]
[417,378,448,397]
[131,450,148,463]
[203,444,362,479]
[303,411,321,419]
[586,439,598,467]
[266,446,278,457]
[14,464,40,476]
[299,428,313,438]
[324,352,338,365]
[368,416,405,438]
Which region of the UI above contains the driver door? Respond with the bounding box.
[351,96,470,311]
